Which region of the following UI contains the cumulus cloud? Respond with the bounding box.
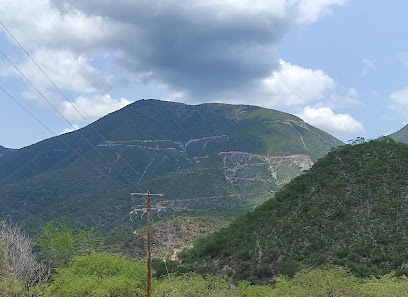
[60,94,132,121]
[0,0,346,102]
[12,49,112,93]
[211,60,336,109]
[259,59,335,106]
[298,106,364,134]
[389,87,408,106]
[0,0,124,53]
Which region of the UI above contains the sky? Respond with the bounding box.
[0,0,407,149]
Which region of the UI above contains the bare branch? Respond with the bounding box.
[0,224,49,286]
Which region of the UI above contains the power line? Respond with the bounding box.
[0,48,134,185]
[0,20,141,180]
[1,21,172,218]
[130,192,164,297]
[0,85,124,189]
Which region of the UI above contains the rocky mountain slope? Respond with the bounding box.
[181,138,408,282]
[390,124,408,143]
[0,99,342,233]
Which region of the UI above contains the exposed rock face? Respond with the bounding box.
[0,99,342,232]
[98,135,230,160]
[97,137,314,194]
[265,154,314,184]
[182,139,408,281]
[219,152,313,192]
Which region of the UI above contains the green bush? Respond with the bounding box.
[271,266,362,297]
[44,253,148,297]
[153,272,230,297]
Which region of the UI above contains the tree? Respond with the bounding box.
[44,253,147,297]
[234,281,274,297]
[361,273,408,297]
[271,266,362,297]
[37,222,99,269]
[0,222,49,288]
[153,272,231,297]
[0,238,24,296]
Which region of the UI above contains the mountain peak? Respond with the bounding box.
[0,100,342,233]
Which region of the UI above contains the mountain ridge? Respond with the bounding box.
[0,99,343,233]
[390,124,408,143]
[181,138,408,282]
[0,145,13,157]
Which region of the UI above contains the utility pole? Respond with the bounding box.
[130,191,163,297]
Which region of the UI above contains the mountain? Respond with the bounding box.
[0,99,342,233]
[390,124,408,143]
[0,145,13,157]
[181,138,408,282]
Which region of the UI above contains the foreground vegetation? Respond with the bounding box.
[3,249,408,296]
[182,138,408,281]
[3,139,408,296]
[2,221,408,296]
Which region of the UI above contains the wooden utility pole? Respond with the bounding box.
[130,191,163,297]
[146,192,152,297]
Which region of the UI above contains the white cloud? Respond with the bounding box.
[212,60,336,109]
[60,94,132,122]
[298,106,364,133]
[16,49,113,93]
[0,0,346,102]
[259,60,335,106]
[187,0,347,23]
[0,0,123,53]
[21,91,39,101]
[389,87,408,106]
[59,124,79,135]
[296,0,348,24]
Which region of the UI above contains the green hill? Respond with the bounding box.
[0,145,13,157]
[0,100,342,234]
[181,138,408,282]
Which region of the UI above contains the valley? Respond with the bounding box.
[2,100,408,296]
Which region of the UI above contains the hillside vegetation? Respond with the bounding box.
[0,100,342,234]
[4,138,408,296]
[181,138,408,282]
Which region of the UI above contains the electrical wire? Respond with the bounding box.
[0,24,180,292]
[0,85,124,189]
[0,48,134,185]
[0,21,247,227]
[0,20,141,180]
[1,21,238,207]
